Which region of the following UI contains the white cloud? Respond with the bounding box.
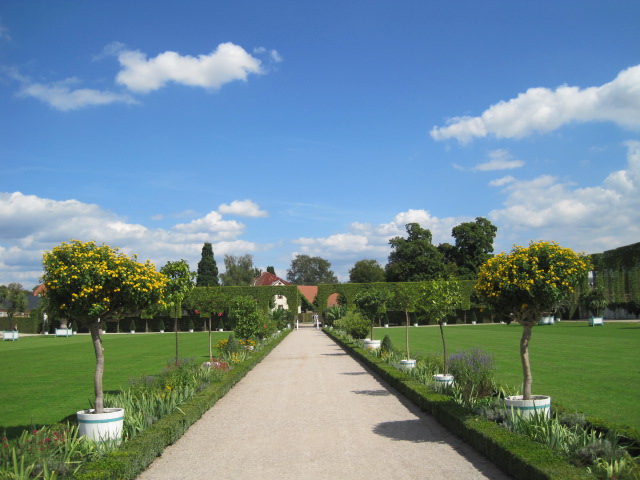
[0,193,268,286]
[473,149,525,171]
[218,199,268,218]
[17,77,137,111]
[489,175,516,187]
[489,141,640,253]
[116,42,264,93]
[431,65,640,142]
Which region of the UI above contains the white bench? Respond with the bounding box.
[55,328,73,337]
[3,331,19,341]
[589,317,604,326]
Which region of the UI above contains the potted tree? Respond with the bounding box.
[160,260,195,365]
[42,240,167,441]
[129,319,136,334]
[583,286,607,326]
[475,241,589,420]
[158,318,165,333]
[418,279,462,390]
[392,283,420,370]
[354,287,391,350]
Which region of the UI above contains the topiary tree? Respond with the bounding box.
[392,283,420,360]
[354,287,391,341]
[196,242,219,287]
[229,296,262,339]
[42,240,167,413]
[474,241,590,400]
[418,280,463,375]
[161,260,195,365]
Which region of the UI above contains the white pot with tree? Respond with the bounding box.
[475,241,590,421]
[42,240,167,441]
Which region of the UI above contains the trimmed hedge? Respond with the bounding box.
[74,329,291,480]
[325,328,595,480]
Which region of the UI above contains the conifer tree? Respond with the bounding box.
[196,242,219,286]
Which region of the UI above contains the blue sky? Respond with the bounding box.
[1,1,640,288]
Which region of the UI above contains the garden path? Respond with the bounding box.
[137,325,509,479]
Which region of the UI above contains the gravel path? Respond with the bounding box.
[137,326,509,479]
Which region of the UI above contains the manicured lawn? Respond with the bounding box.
[0,331,229,436]
[373,321,640,430]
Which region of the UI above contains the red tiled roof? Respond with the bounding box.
[253,272,292,286]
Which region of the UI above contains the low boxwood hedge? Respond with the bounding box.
[74,330,291,480]
[325,328,595,480]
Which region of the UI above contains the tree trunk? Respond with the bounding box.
[89,322,105,413]
[405,310,410,360]
[208,317,212,360]
[174,316,179,366]
[520,323,533,400]
[439,321,448,375]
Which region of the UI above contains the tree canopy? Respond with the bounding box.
[196,242,219,287]
[385,223,445,282]
[0,283,28,328]
[219,254,260,286]
[286,254,338,285]
[349,259,385,283]
[450,217,497,279]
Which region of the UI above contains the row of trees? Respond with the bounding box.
[194,217,498,288]
[0,283,28,329]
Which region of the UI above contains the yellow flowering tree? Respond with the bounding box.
[474,241,590,400]
[42,240,167,413]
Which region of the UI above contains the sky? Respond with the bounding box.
[1,1,640,288]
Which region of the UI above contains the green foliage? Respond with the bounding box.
[385,223,446,282]
[270,307,294,329]
[447,348,496,399]
[129,319,136,331]
[228,296,262,338]
[334,311,370,339]
[581,287,608,317]
[286,254,338,284]
[451,217,498,280]
[219,254,260,286]
[381,334,393,353]
[0,283,28,329]
[354,287,391,340]
[196,242,219,287]
[349,259,385,283]
[188,285,300,317]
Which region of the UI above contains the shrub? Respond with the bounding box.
[334,311,369,339]
[447,348,496,399]
[381,334,393,353]
[229,296,263,339]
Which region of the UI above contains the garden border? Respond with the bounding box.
[324,328,595,480]
[74,329,292,480]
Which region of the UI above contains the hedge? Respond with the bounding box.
[73,329,291,480]
[324,328,595,480]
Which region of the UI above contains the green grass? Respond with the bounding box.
[0,331,230,437]
[373,321,640,430]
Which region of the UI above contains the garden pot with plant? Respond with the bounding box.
[475,240,590,421]
[42,240,167,441]
[418,279,462,390]
[393,283,420,370]
[582,286,607,326]
[129,319,136,334]
[355,287,391,350]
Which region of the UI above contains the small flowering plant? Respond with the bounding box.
[475,240,590,400]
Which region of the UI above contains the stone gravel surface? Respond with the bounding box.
[137,326,510,479]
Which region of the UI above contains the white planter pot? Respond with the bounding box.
[77,408,124,442]
[505,395,551,421]
[384,324,389,328]
[432,374,454,391]
[471,321,477,325]
[363,339,381,350]
[218,328,224,332]
[589,317,604,326]
[130,330,135,334]
[538,316,555,325]
[159,330,164,333]
[189,329,194,333]
[399,359,416,371]
[413,323,419,327]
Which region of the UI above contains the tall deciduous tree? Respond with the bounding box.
[451,217,497,279]
[42,240,167,413]
[219,254,260,286]
[196,242,219,287]
[349,259,385,283]
[385,223,445,282]
[0,283,28,330]
[286,254,338,285]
